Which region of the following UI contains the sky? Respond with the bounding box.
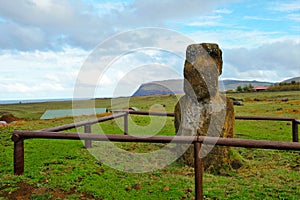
[0,0,299,100]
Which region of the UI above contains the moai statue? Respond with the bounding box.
[174,43,234,172]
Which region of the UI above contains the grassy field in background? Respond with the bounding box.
[0,91,299,199]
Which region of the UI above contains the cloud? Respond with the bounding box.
[214,8,232,14]
[187,15,224,27]
[287,14,300,22]
[189,29,300,49]
[270,1,300,12]
[79,47,184,97]
[243,16,281,21]
[0,0,237,51]
[0,0,114,50]
[222,40,300,82]
[0,47,88,99]
[125,0,232,23]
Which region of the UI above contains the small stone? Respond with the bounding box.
[186,188,193,193]
[132,183,141,190]
[125,185,131,191]
[163,186,170,191]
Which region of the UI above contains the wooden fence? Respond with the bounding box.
[12,111,300,200]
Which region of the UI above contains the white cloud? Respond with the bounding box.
[287,14,300,21]
[214,8,232,14]
[0,82,65,93]
[0,47,89,99]
[95,1,128,15]
[187,15,225,27]
[189,29,300,49]
[270,1,300,12]
[243,16,281,21]
[0,0,237,50]
[90,48,183,97]
[222,40,300,82]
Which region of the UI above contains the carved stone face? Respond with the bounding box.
[184,43,223,100]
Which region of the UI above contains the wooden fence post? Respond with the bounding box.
[84,124,92,148]
[292,120,299,142]
[12,134,24,175]
[124,112,128,135]
[194,142,203,200]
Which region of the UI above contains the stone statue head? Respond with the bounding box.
[184,43,223,101]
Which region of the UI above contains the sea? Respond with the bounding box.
[0,98,75,105]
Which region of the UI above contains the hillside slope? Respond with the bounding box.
[281,76,300,83]
[132,79,273,96]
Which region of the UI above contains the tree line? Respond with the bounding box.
[235,84,254,92]
[268,81,300,91]
[231,81,300,93]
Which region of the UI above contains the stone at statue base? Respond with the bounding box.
[174,94,234,171]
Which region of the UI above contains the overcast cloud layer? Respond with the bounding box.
[0,0,299,99]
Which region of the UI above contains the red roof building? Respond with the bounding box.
[252,86,268,92]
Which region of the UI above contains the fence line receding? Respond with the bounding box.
[11,110,300,200]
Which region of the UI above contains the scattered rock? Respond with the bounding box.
[186,188,193,193]
[231,160,243,170]
[233,100,243,106]
[148,190,154,194]
[132,183,141,190]
[163,186,170,191]
[125,185,131,191]
[0,114,19,123]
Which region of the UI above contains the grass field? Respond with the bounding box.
[0,91,299,199]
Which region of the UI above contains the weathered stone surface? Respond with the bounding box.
[174,43,234,172]
[175,94,234,171]
[184,43,222,101]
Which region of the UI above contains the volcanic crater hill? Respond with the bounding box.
[132,79,274,96]
[281,76,300,83]
[132,79,184,96]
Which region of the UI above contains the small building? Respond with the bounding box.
[252,86,268,92]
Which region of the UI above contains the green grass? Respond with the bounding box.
[0,91,300,199]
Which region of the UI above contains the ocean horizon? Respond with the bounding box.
[0,98,75,105]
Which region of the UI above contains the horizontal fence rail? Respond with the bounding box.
[12,131,300,150]
[126,111,300,142]
[40,110,299,142]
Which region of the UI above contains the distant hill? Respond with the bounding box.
[132,79,183,96]
[281,77,300,83]
[132,79,274,96]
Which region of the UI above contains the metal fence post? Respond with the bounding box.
[194,142,203,200]
[124,111,128,135]
[84,124,92,148]
[12,134,24,175]
[292,120,299,142]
